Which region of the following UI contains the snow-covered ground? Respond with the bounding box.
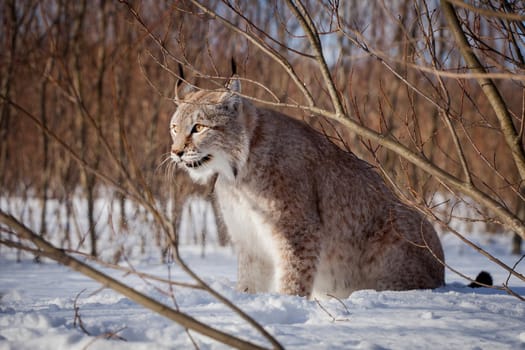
[1,197,525,349]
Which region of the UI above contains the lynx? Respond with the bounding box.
[169,79,445,298]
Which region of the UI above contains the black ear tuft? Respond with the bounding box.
[222,61,241,112]
[177,63,185,87]
[174,63,185,104]
[231,57,237,76]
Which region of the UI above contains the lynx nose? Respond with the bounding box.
[171,145,184,158]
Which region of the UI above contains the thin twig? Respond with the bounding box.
[0,211,272,350]
[441,0,525,182]
[284,0,345,116]
[314,298,350,322]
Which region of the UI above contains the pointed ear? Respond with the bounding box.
[174,63,184,105]
[221,77,242,113]
[174,83,196,105]
[226,75,241,93]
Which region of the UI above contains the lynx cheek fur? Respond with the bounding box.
[169,79,445,298]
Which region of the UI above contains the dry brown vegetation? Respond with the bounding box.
[1,0,524,253]
[1,1,525,347]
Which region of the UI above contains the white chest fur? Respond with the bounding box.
[214,179,280,292]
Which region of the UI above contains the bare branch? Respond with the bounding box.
[0,210,273,350]
[446,0,525,21]
[441,0,525,182]
[183,0,315,107]
[284,0,345,116]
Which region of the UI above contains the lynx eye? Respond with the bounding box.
[192,123,208,134]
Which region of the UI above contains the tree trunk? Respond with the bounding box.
[0,0,18,195]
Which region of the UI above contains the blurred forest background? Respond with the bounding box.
[1,0,524,260]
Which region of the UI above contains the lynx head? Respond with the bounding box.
[169,78,251,184]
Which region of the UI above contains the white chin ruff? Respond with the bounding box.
[186,163,216,184]
[185,153,236,184]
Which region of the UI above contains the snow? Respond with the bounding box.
[1,196,525,349]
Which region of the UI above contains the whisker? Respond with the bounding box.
[166,161,178,183]
[156,154,174,175]
[165,161,174,182]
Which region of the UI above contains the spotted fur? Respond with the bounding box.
[169,80,445,298]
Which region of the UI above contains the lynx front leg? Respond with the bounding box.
[274,235,320,297]
[236,250,274,293]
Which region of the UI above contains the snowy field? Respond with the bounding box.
[1,197,525,349]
